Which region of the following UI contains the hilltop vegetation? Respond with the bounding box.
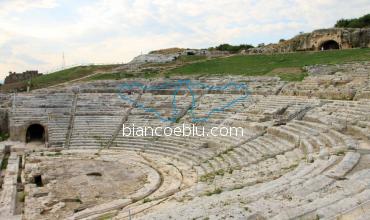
[209,43,254,53]
[335,13,370,28]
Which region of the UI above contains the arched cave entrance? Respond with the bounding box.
[320,40,340,50]
[26,124,45,143]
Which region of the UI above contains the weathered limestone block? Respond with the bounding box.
[325,152,361,179]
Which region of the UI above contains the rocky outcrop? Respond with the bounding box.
[130,54,178,64]
[248,28,370,54]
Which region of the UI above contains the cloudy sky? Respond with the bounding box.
[1,0,369,81]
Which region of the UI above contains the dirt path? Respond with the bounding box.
[45,70,108,89]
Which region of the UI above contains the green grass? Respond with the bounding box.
[30,64,120,89]
[87,72,135,80]
[167,48,370,78]
[176,55,207,62]
[0,132,9,141]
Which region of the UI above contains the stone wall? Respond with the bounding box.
[248,28,370,54]
[4,70,42,85]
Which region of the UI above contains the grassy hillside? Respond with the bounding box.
[30,64,120,89]
[8,48,369,92]
[166,48,370,80]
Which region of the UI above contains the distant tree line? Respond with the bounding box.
[335,14,370,28]
[209,43,254,53]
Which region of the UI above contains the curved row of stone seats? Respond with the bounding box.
[180,102,263,148]
[63,78,249,95]
[304,100,370,139]
[186,148,303,198]
[281,85,357,101]
[110,118,233,175]
[136,151,362,220]
[12,93,74,108]
[187,94,253,119]
[200,152,362,220]
[75,93,132,115]
[69,115,123,149]
[141,151,199,195]
[111,135,209,169]
[140,154,186,201]
[110,92,202,160]
[193,127,299,179]
[247,80,286,96]
[112,111,262,178]
[269,152,362,219]
[197,75,285,96]
[202,127,260,150]
[240,95,320,122]
[68,93,140,148]
[268,120,357,156]
[193,118,358,184]
[55,79,149,93]
[137,93,193,118]
[129,156,322,219]
[280,67,369,100]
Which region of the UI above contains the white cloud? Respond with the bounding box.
[1,0,370,81]
[0,0,58,15]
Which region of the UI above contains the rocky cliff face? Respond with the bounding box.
[249,28,370,54]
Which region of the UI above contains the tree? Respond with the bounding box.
[212,43,254,53]
[335,14,370,28]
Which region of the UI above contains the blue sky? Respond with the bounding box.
[1,0,370,81]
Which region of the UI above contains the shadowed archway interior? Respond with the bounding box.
[26,124,45,143]
[320,40,340,50]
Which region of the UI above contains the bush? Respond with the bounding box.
[209,43,254,53]
[335,14,370,28]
